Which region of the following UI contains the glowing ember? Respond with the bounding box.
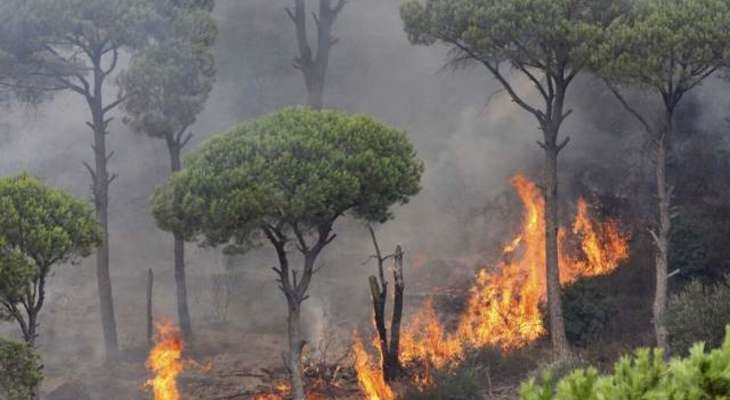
[353,174,631,392]
[253,382,290,400]
[146,321,184,400]
[352,334,396,400]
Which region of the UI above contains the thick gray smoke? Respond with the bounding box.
[2,0,729,396]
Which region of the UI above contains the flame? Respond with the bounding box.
[353,174,631,392]
[352,334,396,400]
[146,321,184,400]
[253,382,290,400]
[458,175,630,350]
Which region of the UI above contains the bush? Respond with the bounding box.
[519,326,730,399]
[665,278,730,355]
[561,276,618,347]
[403,360,483,400]
[0,337,42,400]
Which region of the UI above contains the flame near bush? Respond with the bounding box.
[354,174,631,396]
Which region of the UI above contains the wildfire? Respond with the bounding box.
[253,382,290,400]
[146,321,184,400]
[353,174,631,397]
[352,334,396,400]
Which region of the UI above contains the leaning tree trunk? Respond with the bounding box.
[167,139,193,341]
[88,60,119,360]
[652,113,672,354]
[542,126,570,358]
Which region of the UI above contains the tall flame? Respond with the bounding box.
[146,321,184,400]
[354,174,631,395]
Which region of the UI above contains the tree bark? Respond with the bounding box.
[288,0,345,110]
[386,245,404,381]
[167,139,193,341]
[147,268,154,346]
[287,302,306,400]
[87,58,119,360]
[543,142,570,357]
[652,112,672,354]
[368,276,389,375]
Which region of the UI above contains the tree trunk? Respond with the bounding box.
[543,141,570,357]
[147,268,154,346]
[653,113,672,354]
[167,140,193,341]
[287,302,306,400]
[368,276,390,377]
[88,72,119,360]
[386,245,405,381]
[289,0,345,110]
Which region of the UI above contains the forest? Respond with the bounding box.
[0,0,730,399]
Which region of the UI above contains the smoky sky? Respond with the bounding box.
[2,0,730,389]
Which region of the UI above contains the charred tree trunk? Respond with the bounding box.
[367,227,404,382]
[386,245,404,381]
[287,0,346,109]
[166,133,193,341]
[652,111,673,354]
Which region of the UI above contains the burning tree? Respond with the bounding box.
[400,0,628,357]
[366,226,405,382]
[591,0,730,354]
[151,107,424,400]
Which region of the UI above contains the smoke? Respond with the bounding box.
[1,0,729,396]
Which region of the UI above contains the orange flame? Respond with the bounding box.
[352,334,396,400]
[146,321,184,400]
[353,174,631,395]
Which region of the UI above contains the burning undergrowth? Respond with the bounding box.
[353,174,631,398]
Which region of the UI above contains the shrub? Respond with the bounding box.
[403,360,483,400]
[561,276,618,347]
[0,337,42,400]
[665,278,730,355]
[519,326,730,399]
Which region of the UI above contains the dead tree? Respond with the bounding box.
[286,0,346,109]
[366,225,405,382]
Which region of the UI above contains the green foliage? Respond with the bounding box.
[594,0,730,96]
[0,174,100,341]
[561,277,618,347]
[120,0,217,141]
[152,107,424,245]
[403,361,483,400]
[28,0,154,49]
[665,279,730,355]
[0,174,101,269]
[519,327,730,399]
[0,337,42,400]
[401,0,625,67]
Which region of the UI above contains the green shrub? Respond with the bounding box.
[561,276,618,347]
[403,360,483,400]
[0,337,42,400]
[519,326,730,399]
[665,278,730,355]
